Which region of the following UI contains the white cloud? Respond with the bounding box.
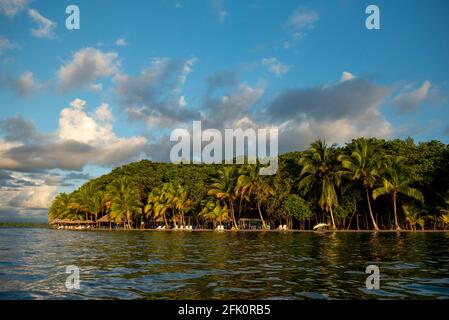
[341,71,355,82]
[27,8,57,39]
[0,35,19,54]
[57,99,147,166]
[94,103,115,122]
[58,99,116,144]
[115,38,127,46]
[262,57,290,75]
[393,80,432,111]
[0,98,148,172]
[0,0,28,16]
[283,8,319,49]
[286,8,319,30]
[57,47,120,92]
[0,170,60,211]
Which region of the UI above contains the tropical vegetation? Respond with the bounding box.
[49,137,449,230]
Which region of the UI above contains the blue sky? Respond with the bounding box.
[0,0,448,221]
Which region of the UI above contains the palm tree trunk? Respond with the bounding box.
[229,199,238,229]
[257,202,267,229]
[366,189,379,230]
[393,192,401,230]
[329,206,336,229]
[347,210,356,230]
[163,212,168,227]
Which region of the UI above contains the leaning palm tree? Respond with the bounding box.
[300,139,339,229]
[208,167,239,229]
[236,163,274,230]
[338,138,380,230]
[372,156,424,230]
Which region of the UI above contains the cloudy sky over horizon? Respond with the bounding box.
[1,0,448,222]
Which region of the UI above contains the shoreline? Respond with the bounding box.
[47,228,449,233]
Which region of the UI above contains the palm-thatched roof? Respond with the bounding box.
[97,214,111,223]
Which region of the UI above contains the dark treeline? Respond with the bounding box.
[49,137,449,230]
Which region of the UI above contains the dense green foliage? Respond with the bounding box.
[49,137,449,230]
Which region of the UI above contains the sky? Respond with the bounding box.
[0,0,448,222]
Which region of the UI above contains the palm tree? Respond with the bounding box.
[90,191,104,222]
[236,163,274,230]
[108,176,142,229]
[49,193,71,220]
[152,184,174,227]
[69,185,95,221]
[144,191,156,227]
[208,167,239,229]
[338,138,380,230]
[173,185,192,226]
[373,156,424,230]
[441,214,449,230]
[402,204,426,230]
[300,140,339,229]
[199,200,228,228]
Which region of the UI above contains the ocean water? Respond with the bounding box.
[0,228,448,299]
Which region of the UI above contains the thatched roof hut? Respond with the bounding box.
[97,214,111,223]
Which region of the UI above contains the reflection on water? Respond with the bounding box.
[0,228,448,299]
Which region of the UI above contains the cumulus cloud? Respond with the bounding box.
[141,71,390,162]
[0,114,39,143]
[28,8,57,39]
[341,71,355,82]
[202,81,264,129]
[141,71,265,162]
[94,102,115,122]
[0,170,60,221]
[57,47,120,92]
[115,38,127,46]
[11,71,39,96]
[115,57,199,127]
[0,71,40,97]
[393,80,433,112]
[0,99,148,172]
[0,0,28,16]
[260,77,392,152]
[261,57,290,75]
